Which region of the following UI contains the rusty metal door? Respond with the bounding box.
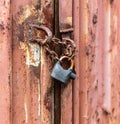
[1,0,120,124]
[12,0,54,124]
[11,0,74,124]
[74,0,120,124]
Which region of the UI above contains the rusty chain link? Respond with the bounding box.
[27,24,76,61]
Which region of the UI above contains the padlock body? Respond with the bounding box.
[51,61,72,83]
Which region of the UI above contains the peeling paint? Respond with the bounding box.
[16,4,41,67]
[20,42,40,67]
[18,5,37,24]
[26,43,40,67]
[12,1,41,124]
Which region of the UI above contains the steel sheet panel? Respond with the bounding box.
[0,0,11,123]
[73,0,120,124]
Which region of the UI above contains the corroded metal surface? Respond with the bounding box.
[74,0,120,124]
[59,0,72,30]
[40,0,53,124]
[59,0,73,124]
[12,0,53,124]
[73,0,80,123]
[0,0,11,124]
[1,0,120,124]
[12,0,41,124]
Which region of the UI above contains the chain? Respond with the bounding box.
[27,24,76,61]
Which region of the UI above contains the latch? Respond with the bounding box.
[26,23,76,83]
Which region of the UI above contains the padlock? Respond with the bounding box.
[51,56,76,83]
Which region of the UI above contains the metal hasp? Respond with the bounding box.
[51,56,76,83]
[27,24,76,61]
[27,24,53,45]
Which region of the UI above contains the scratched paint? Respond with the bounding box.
[59,0,73,124]
[17,5,38,25]
[0,0,11,124]
[12,0,41,124]
[73,0,120,124]
[20,42,41,67]
[16,4,41,67]
[1,0,120,124]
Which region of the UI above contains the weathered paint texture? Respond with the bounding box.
[12,1,41,123]
[0,0,11,124]
[40,1,53,124]
[74,0,120,124]
[59,0,73,124]
[1,0,120,124]
[12,0,53,124]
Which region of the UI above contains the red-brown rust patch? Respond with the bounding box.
[92,14,97,24]
[59,23,72,31]
[44,87,52,112]
[15,4,38,42]
[29,66,40,79]
[110,0,114,4]
[17,24,24,41]
[42,1,53,28]
[0,24,5,30]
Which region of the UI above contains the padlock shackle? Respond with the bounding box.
[59,56,74,69]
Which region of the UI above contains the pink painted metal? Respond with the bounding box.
[12,0,41,124]
[12,0,40,124]
[0,0,11,124]
[1,0,120,124]
[73,0,80,123]
[73,0,120,124]
[59,0,73,123]
[40,1,53,124]
[12,0,53,124]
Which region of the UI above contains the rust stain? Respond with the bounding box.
[110,0,114,4]
[12,1,41,123]
[0,24,4,30]
[92,14,97,24]
[42,0,53,28]
[17,24,24,41]
[0,0,11,123]
[39,0,53,123]
[74,0,120,124]
[59,0,73,124]
[17,5,38,24]
[16,5,38,42]
[44,87,52,112]
[59,0,72,31]
[10,0,120,124]
[15,4,42,68]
